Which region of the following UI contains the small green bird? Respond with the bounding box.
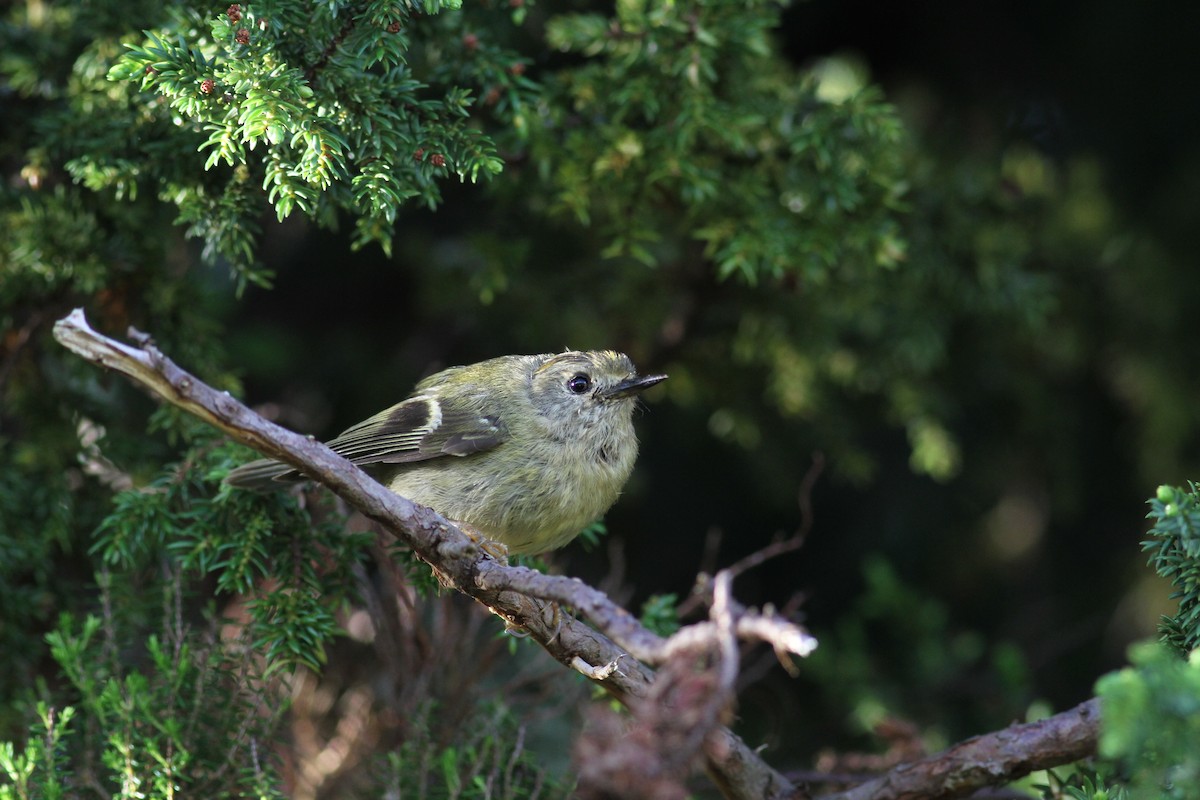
[225,351,666,555]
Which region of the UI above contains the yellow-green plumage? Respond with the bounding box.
[225,350,665,555]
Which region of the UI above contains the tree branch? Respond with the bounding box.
[52,308,803,800]
[815,698,1101,800]
[53,308,1102,800]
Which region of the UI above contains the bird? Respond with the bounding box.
[225,350,666,555]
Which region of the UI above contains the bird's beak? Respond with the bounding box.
[601,373,668,400]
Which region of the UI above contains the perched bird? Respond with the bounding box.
[225,350,666,555]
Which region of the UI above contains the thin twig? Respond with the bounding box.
[680,453,824,618]
[305,9,359,85]
[723,451,824,579]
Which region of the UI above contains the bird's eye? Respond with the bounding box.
[567,373,592,394]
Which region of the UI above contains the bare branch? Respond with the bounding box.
[816,698,1101,800]
[54,309,1100,800]
[574,571,792,800]
[680,452,824,619]
[52,309,802,800]
[725,451,825,579]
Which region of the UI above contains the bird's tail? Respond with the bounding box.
[224,458,300,490]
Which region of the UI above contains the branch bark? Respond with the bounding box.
[52,309,799,800]
[815,698,1101,800]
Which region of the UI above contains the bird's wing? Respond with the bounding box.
[325,393,509,465]
[224,393,509,489]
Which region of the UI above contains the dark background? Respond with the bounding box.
[787,1,1200,238]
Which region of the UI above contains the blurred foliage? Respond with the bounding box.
[1096,643,1200,800]
[376,700,574,798]
[3,0,1200,795]
[0,704,74,800]
[1070,481,1200,799]
[639,593,681,638]
[795,555,1031,750]
[1036,769,1130,800]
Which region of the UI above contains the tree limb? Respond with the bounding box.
[815,698,1101,800]
[53,308,1103,800]
[52,308,802,800]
